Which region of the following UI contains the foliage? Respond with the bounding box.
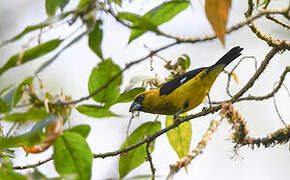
[0,0,289,179]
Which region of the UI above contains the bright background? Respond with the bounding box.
[0,0,289,179]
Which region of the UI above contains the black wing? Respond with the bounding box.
[159,67,206,96]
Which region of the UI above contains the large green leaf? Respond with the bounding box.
[117,87,145,103]
[65,124,91,138]
[54,131,93,180]
[0,39,62,76]
[119,121,161,178]
[122,0,190,43]
[2,107,49,122]
[166,114,191,159]
[88,20,103,59]
[88,59,122,104]
[12,76,33,107]
[76,104,118,118]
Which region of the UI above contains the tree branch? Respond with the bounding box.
[14,46,286,170]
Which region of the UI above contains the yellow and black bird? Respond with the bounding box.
[129,46,243,116]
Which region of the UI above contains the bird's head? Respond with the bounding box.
[129,93,146,112]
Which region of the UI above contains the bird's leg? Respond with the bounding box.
[207,93,212,109]
[173,101,189,121]
[154,114,159,122]
[173,109,183,121]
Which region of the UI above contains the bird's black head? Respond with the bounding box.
[129,94,145,112]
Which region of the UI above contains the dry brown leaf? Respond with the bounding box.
[23,116,63,154]
[205,0,231,46]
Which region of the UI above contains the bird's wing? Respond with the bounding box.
[159,67,207,96]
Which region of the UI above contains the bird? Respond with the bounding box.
[129,46,243,117]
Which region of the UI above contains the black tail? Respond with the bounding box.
[213,46,243,68]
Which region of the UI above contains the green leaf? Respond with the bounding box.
[118,12,159,43]
[13,76,33,107]
[46,0,69,16]
[124,0,190,43]
[2,107,49,122]
[117,87,145,103]
[77,0,95,9]
[0,133,43,150]
[0,39,62,76]
[88,59,122,104]
[46,0,59,16]
[0,98,11,113]
[119,121,161,178]
[65,125,91,138]
[0,168,26,180]
[76,105,118,118]
[11,24,48,42]
[112,0,121,7]
[0,115,55,150]
[54,131,93,180]
[177,54,191,70]
[88,20,103,59]
[0,11,72,48]
[59,0,69,11]
[165,114,191,159]
[1,87,16,112]
[143,1,190,25]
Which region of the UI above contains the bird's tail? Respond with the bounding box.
[212,46,243,68]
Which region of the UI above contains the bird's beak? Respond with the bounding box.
[129,102,142,112]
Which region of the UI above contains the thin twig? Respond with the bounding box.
[272,82,289,127]
[266,15,290,29]
[13,156,53,170]
[214,66,290,104]
[6,122,18,137]
[146,141,156,180]
[224,56,258,97]
[230,47,280,101]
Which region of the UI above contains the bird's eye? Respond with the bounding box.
[135,94,145,102]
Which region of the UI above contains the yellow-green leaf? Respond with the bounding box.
[205,0,231,46]
[166,114,191,159]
